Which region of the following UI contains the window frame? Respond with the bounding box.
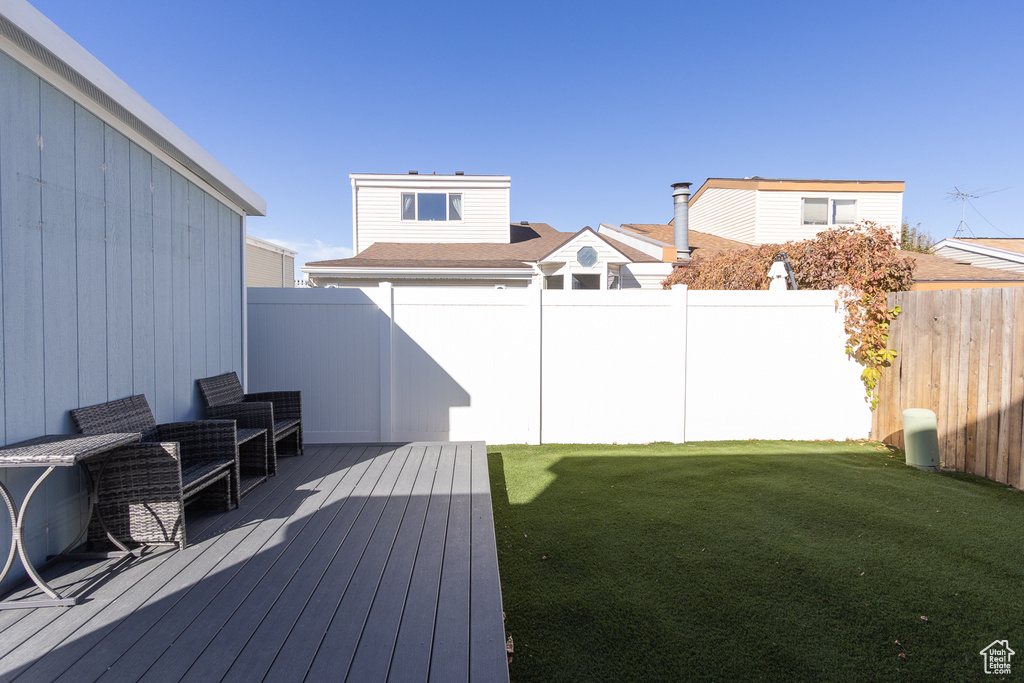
[831,199,857,225]
[801,197,859,226]
[801,197,829,226]
[400,192,464,222]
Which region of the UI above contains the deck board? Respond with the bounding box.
[0,443,506,683]
[29,441,338,683]
[388,443,456,682]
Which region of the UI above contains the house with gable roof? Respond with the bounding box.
[301,173,672,289]
[597,177,1024,291]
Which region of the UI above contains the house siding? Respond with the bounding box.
[688,187,757,244]
[544,232,627,264]
[932,245,1024,274]
[247,243,286,286]
[353,177,511,253]
[620,263,673,289]
[756,190,903,244]
[0,48,244,583]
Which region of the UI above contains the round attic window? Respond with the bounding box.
[577,246,598,268]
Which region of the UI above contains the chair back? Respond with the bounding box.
[197,372,246,407]
[71,395,158,435]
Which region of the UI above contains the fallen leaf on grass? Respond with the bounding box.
[541,555,547,560]
[506,635,514,654]
[920,616,929,622]
[898,653,907,660]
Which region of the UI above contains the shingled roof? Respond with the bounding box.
[617,223,753,259]
[907,252,1024,284]
[942,238,1024,255]
[306,222,658,270]
[616,223,1024,285]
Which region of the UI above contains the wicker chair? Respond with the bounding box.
[71,395,248,548]
[197,372,303,470]
[84,441,187,550]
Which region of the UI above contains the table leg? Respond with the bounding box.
[56,455,140,561]
[0,481,19,590]
[0,467,77,609]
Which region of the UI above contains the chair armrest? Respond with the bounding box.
[246,391,302,422]
[152,421,237,466]
[207,402,275,433]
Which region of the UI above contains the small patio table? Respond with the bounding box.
[0,432,141,609]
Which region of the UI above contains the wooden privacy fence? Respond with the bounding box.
[873,287,1024,489]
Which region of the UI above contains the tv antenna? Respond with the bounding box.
[947,187,978,238]
[946,186,1011,238]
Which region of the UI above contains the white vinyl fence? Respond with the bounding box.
[247,286,870,444]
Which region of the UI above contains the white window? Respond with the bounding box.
[802,197,858,226]
[401,192,463,221]
[832,199,857,225]
[801,198,828,225]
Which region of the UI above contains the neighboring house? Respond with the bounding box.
[601,177,905,256]
[0,0,264,584]
[302,172,669,289]
[247,235,297,287]
[932,237,1024,273]
[598,178,1024,291]
[904,251,1024,290]
[685,177,905,245]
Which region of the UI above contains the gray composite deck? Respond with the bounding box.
[0,442,509,682]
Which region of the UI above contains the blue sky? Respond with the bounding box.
[28,0,1024,278]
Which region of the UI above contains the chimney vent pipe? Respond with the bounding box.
[672,182,692,259]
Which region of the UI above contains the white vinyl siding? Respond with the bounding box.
[544,233,628,265]
[353,176,510,254]
[756,191,902,244]
[619,263,673,289]
[688,187,757,244]
[932,245,1024,274]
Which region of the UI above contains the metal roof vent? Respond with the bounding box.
[671,182,692,259]
[455,171,465,175]
[520,221,530,225]
[408,170,418,174]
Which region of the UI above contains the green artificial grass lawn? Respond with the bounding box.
[488,441,1024,682]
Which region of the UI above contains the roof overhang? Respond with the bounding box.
[690,178,905,206]
[246,235,297,257]
[350,173,511,191]
[301,266,534,280]
[933,238,1024,265]
[0,0,266,216]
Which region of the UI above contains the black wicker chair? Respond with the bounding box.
[84,441,187,550]
[197,372,303,469]
[71,395,252,548]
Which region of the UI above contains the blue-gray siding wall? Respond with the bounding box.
[0,48,244,588]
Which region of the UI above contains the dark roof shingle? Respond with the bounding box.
[306,223,658,269]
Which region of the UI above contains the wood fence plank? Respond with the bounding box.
[889,291,906,450]
[934,290,951,463]
[1012,289,1024,489]
[940,290,957,467]
[956,291,973,472]
[996,290,1014,483]
[985,291,1002,480]
[966,289,985,475]
[929,291,944,420]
